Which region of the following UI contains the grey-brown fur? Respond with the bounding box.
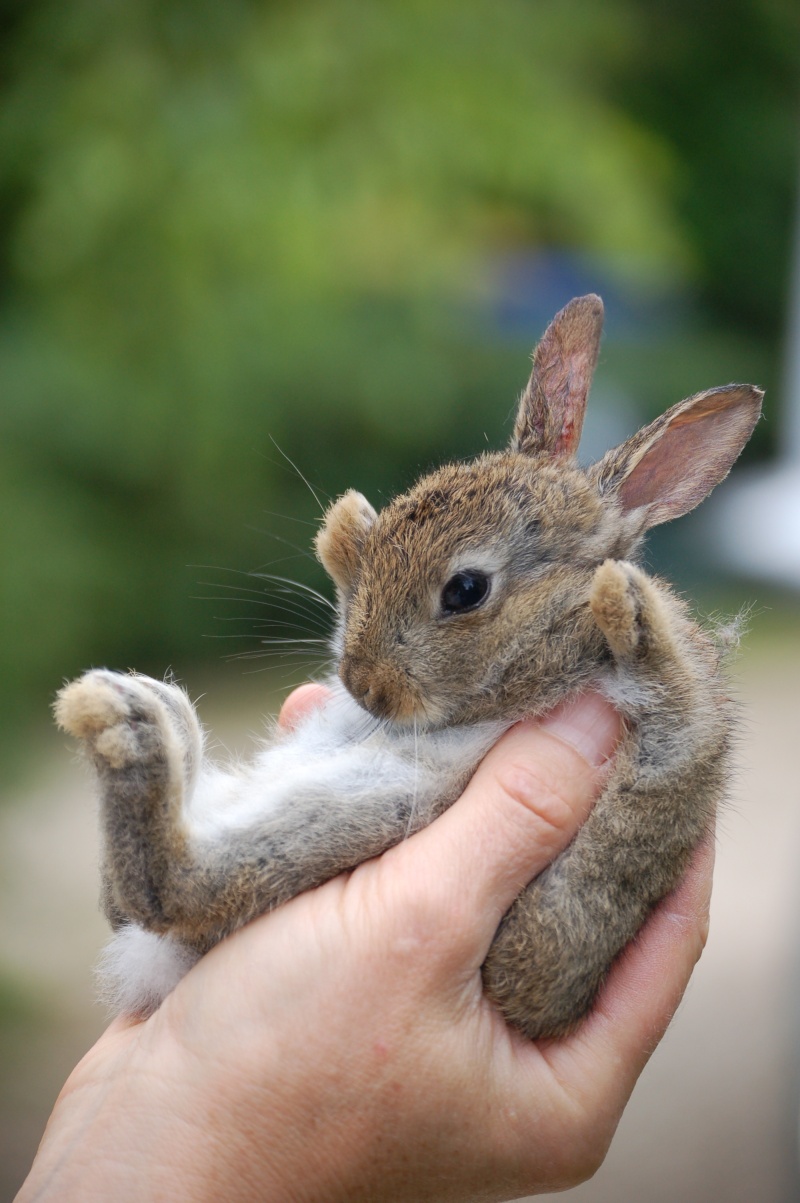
[55,295,762,1037]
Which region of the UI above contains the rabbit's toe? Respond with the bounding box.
[55,670,134,741]
[129,673,203,777]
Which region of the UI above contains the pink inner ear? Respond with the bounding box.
[552,351,598,455]
[619,389,761,525]
[619,417,710,515]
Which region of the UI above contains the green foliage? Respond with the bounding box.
[615,0,800,337]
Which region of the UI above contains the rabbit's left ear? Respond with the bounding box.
[512,294,604,457]
[316,490,377,594]
[595,384,763,528]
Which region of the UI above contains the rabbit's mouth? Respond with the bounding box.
[339,654,447,728]
[351,683,446,730]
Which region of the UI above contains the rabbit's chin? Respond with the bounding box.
[382,703,453,734]
[342,684,454,732]
[341,676,452,730]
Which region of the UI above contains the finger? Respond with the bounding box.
[278,682,332,731]
[545,834,715,1105]
[407,692,621,948]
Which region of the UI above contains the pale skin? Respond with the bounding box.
[17,686,713,1203]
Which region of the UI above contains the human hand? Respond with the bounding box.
[18,688,712,1203]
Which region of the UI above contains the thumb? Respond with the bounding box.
[409,692,621,950]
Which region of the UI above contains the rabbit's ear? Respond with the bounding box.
[512,294,604,457]
[315,490,377,593]
[596,384,763,528]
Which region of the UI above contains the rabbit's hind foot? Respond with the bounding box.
[55,670,202,780]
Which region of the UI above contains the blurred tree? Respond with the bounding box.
[618,0,799,341]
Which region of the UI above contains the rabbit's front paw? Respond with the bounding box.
[55,670,202,776]
[589,559,669,661]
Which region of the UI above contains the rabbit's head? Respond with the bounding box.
[316,296,762,728]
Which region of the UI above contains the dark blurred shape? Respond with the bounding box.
[707,165,800,588]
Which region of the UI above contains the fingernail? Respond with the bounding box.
[538,692,620,768]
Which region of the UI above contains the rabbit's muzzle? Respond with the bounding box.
[339,655,416,723]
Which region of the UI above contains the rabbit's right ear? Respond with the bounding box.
[511,294,604,458]
[315,490,377,594]
[595,383,763,529]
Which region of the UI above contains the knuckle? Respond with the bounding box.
[493,760,579,850]
[349,869,459,984]
[396,876,463,950]
[666,907,710,963]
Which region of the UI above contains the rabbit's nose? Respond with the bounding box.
[360,682,394,718]
[340,658,395,719]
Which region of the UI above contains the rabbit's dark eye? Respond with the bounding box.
[441,570,491,615]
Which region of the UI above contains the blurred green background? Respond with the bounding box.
[0,0,798,764]
[2,2,800,1199]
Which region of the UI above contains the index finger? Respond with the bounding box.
[278,682,332,730]
[551,834,715,1096]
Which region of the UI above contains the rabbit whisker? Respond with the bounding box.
[251,572,336,613]
[405,715,420,840]
[267,435,328,516]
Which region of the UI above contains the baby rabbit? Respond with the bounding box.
[55,295,762,1038]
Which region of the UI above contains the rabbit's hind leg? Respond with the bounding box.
[55,670,202,932]
[482,561,721,1040]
